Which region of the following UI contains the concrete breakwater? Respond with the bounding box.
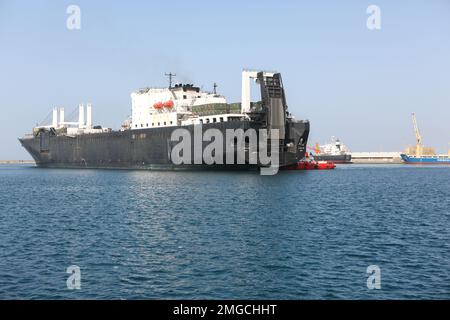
[350,152,403,164]
[0,160,35,164]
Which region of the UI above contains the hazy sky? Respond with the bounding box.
[1,0,449,159]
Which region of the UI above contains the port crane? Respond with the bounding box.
[411,113,423,157]
[306,143,320,155]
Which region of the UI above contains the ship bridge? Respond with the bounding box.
[130,81,228,130]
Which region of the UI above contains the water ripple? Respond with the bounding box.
[0,165,449,299]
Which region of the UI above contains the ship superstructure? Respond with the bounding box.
[129,83,240,129]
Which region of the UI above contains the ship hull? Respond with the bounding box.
[20,121,309,171]
[400,154,450,164]
[313,154,352,164]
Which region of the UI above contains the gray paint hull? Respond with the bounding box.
[20,121,310,170]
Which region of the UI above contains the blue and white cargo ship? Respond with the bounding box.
[401,113,450,164]
[401,154,450,164]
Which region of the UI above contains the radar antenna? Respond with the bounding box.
[165,72,176,89]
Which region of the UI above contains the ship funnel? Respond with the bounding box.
[86,103,92,129]
[59,108,65,127]
[52,107,58,128]
[78,104,85,129]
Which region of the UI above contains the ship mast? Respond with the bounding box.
[165,72,176,89]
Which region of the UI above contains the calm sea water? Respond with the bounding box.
[0,164,449,300]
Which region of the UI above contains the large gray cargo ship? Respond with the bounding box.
[19,71,310,171]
